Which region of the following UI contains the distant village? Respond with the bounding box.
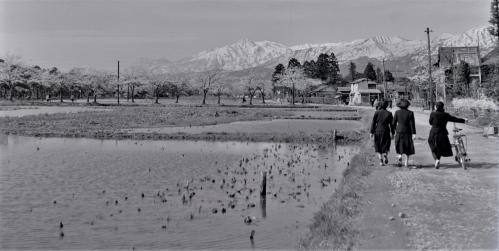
[277,44,495,109]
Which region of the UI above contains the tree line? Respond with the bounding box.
[0,54,280,105]
[0,54,199,103]
[273,54,394,86]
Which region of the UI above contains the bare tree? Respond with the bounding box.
[148,73,169,104]
[257,80,272,104]
[123,65,149,103]
[168,72,191,103]
[198,69,222,105]
[213,82,231,105]
[244,74,259,105]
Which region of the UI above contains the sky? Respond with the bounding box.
[0,0,490,71]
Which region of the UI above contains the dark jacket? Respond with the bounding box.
[370,109,394,135]
[392,109,416,134]
[428,111,466,158]
[429,111,466,135]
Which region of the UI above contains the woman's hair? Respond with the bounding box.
[380,100,389,110]
[397,99,410,109]
[436,101,445,112]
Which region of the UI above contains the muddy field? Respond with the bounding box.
[0,104,371,249]
[0,105,364,143]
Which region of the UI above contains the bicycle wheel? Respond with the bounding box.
[457,138,467,170]
[454,145,460,163]
[460,156,466,170]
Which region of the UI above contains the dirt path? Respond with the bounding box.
[354,108,498,249]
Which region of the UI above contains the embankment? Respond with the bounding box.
[299,108,375,249]
[0,105,365,143]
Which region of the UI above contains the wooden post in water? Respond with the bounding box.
[260,171,267,197]
[333,129,337,141]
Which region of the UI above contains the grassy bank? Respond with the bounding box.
[299,108,374,249]
[299,147,376,249]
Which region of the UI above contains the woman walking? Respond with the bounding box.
[392,99,416,168]
[370,101,394,166]
[428,102,467,169]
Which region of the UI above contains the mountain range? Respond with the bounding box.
[143,26,496,78]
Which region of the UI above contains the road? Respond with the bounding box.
[354,107,498,249]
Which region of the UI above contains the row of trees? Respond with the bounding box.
[0,54,204,104]
[348,62,394,83]
[273,53,341,86]
[0,54,282,105]
[271,58,321,104]
[270,56,401,104]
[272,55,395,89]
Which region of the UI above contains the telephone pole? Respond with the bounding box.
[425,27,434,111]
[382,58,387,100]
[117,60,120,105]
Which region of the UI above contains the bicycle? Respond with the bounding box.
[452,123,470,170]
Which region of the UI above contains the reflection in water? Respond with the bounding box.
[0,133,7,146]
[0,135,359,249]
[260,197,267,219]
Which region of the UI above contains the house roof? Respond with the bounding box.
[351,78,369,84]
[482,46,499,65]
[310,85,336,93]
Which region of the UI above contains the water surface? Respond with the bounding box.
[128,119,362,135]
[0,135,358,249]
[0,106,109,118]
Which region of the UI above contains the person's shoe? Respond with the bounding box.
[435,160,440,169]
[384,155,389,165]
[380,161,385,166]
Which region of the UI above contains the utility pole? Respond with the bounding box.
[382,58,387,100]
[117,60,120,105]
[425,27,434,111]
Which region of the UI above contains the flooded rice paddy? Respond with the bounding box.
[0,106,109,118]
[0,135,358,249]
[128,119,362,135]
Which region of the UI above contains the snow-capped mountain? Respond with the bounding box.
[266,35,425,68]
[270,26,494,69]
[146,26,495,74]
[434,26,495,48]
[174,39,291,72]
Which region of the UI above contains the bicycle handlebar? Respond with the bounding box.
[453,123,463,133]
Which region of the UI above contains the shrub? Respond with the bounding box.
[451,98,498,111]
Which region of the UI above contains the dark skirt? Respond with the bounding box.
[428,129,453,158]
[395,133,415,155]
[374,130,391,153]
